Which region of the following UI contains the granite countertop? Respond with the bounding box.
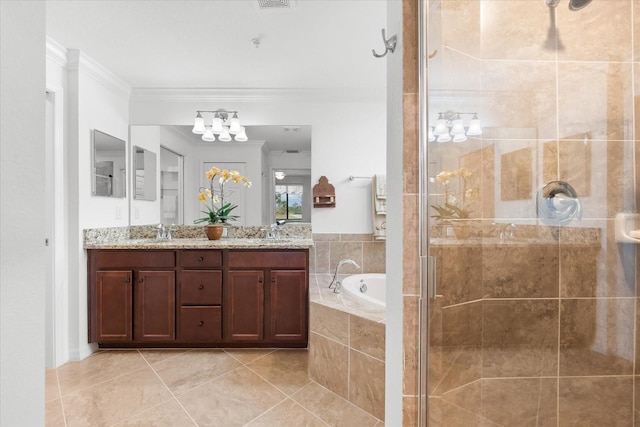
[84,237,314,250]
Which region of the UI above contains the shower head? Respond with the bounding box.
[546,0,592,10]
[568,0,592,10]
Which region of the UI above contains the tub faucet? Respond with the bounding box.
[329,259,360,293]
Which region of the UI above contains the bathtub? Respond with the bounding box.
[341,273,386,306]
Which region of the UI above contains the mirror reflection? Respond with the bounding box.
[133,146,157,201]
[129,125,311,226]
[91,129,126,198]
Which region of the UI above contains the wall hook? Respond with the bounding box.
[372,28,397,58]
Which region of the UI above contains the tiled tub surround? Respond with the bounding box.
[308,274,386,421]
[311,233,386,275]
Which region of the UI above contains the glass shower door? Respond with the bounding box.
[421,0,638,425]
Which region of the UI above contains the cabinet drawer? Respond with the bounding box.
[94,251,175,268]
[180,270,222,305]
[179,250,222,268]
[179,307,222,342]
[228,251,307,269]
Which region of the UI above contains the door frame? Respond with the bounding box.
[45,84,68,368]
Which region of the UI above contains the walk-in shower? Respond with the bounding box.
[416,0,637,424]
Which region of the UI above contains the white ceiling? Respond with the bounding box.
[45,0,387,90]
[46,0,386,150]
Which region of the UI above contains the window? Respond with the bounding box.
[275,185,303,221]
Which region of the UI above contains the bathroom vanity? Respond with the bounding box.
[86,235,312,348]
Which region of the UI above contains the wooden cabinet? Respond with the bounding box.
[95,270,132,342]
[88,250,176,344]
[228,251,308,344]
[88,248,308,348]
[226,270,265,341]
[134,270,175,342]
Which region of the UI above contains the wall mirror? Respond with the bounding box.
[133,146,157,201]
[91,129,126,198]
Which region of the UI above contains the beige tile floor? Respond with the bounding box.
[46,348,384,427]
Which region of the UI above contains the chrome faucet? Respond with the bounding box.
[329,259,360,293]
[156,223,176,240]
[500,223,516,241]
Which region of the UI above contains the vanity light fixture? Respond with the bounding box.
[274,171,286,180]
[192,109,248,142]
[430,111,482,143]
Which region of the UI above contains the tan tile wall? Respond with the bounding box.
[403,0,639,425]
[308,302,386,420]
[311,233,386,274]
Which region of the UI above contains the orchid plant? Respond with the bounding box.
[430,167,476,220]
[194,166,252,224]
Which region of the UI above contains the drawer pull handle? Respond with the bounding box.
[198,321,204,327]
[198,256,204,262]
[198,284,204,290]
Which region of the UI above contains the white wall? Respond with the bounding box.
[1,1,46,424]
[64,49,131,361]
[129,90,386,233]
[385,0,404,424]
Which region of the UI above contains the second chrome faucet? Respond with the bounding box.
[329,259,360,293]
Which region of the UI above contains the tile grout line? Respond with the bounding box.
[136,349,199,427]
[54,369,69,427]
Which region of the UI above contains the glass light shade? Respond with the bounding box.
[428,126,436,142]
[433,118,448,136]
[218,127,232,142]
[450,119,465,135]
[466,118,482,136]
[274,171,286,180]
[437,132,451,143]
[234,127,248,142]
[211,117,224,133]
[202,127,215,142]
[192,113,205,134]
[228,113,241,134]
[453,133,467,143]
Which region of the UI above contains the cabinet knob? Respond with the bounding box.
[272,277,276,283]
[198,284,204,290]
[258,277,263,283]
[124,278,131,283]
[198,320,204,327]
[198,256,204,262]
[139,278,144,283]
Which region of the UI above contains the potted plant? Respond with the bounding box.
[194,166,252,240]
[430,167,477,239]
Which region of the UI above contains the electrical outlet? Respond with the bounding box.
[115,207,122,219]
[134,207,140,219]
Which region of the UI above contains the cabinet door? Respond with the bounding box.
[268,270,308,342]
[226,270,264,341]
[96,270,132,342]
[135,270,175,342]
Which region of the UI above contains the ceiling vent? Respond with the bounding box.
[258,0,293,8]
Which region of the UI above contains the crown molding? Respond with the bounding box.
[66,49,131,100]
[46,37,68,68]
[130,87,385,104]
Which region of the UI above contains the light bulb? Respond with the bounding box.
[428,127,436,142]
[466,114,482,136]
[211,116,224,133]
[450,117,465,135]
[433,114,448,136]
[229,113,241,134]
[202,126,215,142]
[234,126,248,142]
[192,112,205,134]
[219,127,232,142]
[437,132,451,143]
[453,133,467,143]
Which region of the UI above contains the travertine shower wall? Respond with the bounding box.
[402,0,640,424]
